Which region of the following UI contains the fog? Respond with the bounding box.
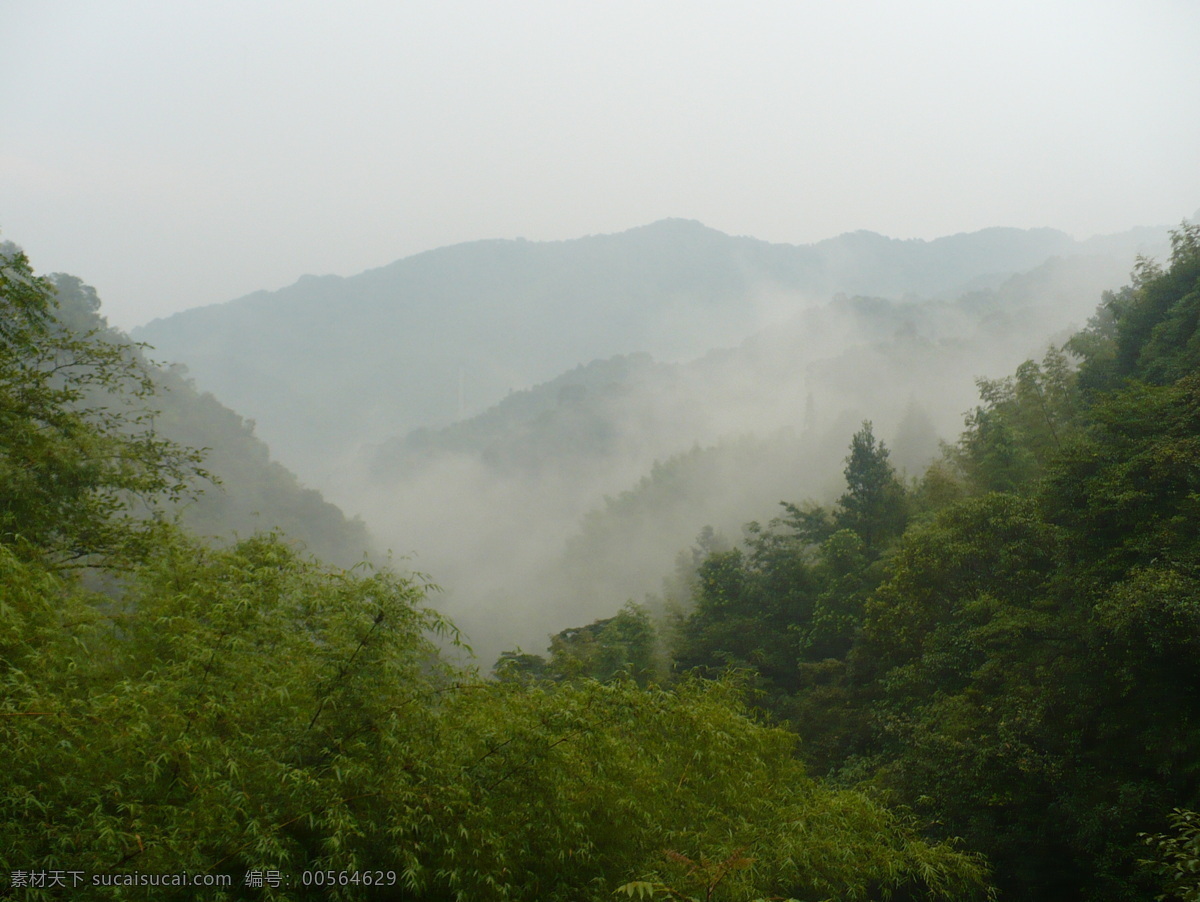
[307,233,1161,665]
[119,218,1174,663]
[3,2,1199,329]
[5,1,1199,665]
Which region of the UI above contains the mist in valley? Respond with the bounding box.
[9,4,1192,670]
[9,3,1200,894]
[222,227,1165,666]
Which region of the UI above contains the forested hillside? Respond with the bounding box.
[510,224,1200,900]
[13,259,371,566]
[6,221,1199,899]
[352,251,1155,660]
[2,243,998,900]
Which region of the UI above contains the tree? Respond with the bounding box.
[1071,222,1200,391]
[673,538,815,703]
[803,527,868,660]
[0,243,207,567]
[1140,809,1200,902]
[833,421,907,551]
[418,677,993,901]
[947,347,1081,495]
[503,602,661,685]
[3,530,992,902]
[1,531,458,899]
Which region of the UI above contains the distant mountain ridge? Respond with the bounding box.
[133,219,1167,488]
[345,249,1158,659]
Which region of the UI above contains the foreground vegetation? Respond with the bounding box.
[0,245,992,899]
[6,222,1198,899]
[509,225,1200,901]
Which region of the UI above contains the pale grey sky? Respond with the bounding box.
[3,0,1198,329]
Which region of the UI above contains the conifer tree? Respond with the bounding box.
[834,421,907,551]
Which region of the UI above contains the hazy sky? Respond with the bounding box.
[3,0,1199,329]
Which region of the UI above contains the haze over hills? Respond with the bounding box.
[8,3,1199,890]
[127,218,1177,659]
[10,218,1200,882]
[133,219,1167,491]
[349,250,1161,659]
[35,266,373,568]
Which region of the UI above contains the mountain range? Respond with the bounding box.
[130,218,1173,657]
[133,219,1167,489]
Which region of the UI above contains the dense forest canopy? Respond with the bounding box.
[2,240,994,899]
[4,221,1200,900]
[505,223,1200,900]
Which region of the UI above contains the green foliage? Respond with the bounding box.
[1,532,455,898]
[548,602,660,683]
[412,677,991,901]
[852,495,1104,893]
[834,421,908,550]
[5,549,992,901]
[497,602,662,684]
[670,427,910,746]
[493,648,551,682]
[0,246,208,567]
[803,528,869,660]
[1141,809,1200,902]
[618,848,758,902]
[908,457,967,518]
[653,228,1200,899]
[1043,373,1200,584]
[860,493,1065,684]
[1072,222,1200,390]
[673,424,911,695]
[953,347,1078,494]
[46,272,372,567]
[673,540,813,702]
[844,236,1200,898]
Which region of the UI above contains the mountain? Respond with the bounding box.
[128,220,1172,657]
[48,272,373,566]
[132,220,1165,489]
[346,251,1157,659]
